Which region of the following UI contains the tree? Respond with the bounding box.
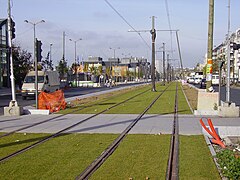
[56,59,68,80]
[83,63,88,73]
[106,67,111,79]
[12,45,32,88]
[97,65,103,76]
[212,59,219,74]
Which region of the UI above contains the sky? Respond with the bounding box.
[0,0,240,68]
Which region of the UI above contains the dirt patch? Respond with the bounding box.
[182,85,198,110]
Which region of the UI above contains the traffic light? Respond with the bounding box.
[10,18,15,39]
[35,39,42,62]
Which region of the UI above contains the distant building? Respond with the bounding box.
[80,56,150,82]
[213,28,240,82]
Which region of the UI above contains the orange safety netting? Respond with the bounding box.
[38,90,67,113]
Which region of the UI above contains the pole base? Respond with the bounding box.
[4,100,23,116]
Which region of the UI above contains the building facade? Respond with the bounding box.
[0,19,9,88]
[213,28,240,82]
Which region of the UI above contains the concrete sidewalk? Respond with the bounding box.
[0,113,239,135]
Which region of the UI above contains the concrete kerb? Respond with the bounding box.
[181,82,193,114]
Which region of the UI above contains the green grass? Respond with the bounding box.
[91,135,220,179]
[0,133,220,179]
[91,134,171,179]
[180,135,220,180]
[0,133,118,180]
[60,82,192,115]
[60,84,152,114]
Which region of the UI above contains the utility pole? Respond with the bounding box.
[4,0,22,116]
[25,19,45,109]
[109,47,120,84]
[69,38,82,87]
[206,0,214,91]
[226,0,231,102]
[128,20,181,90]
[167,54,170,83]
[175,31,184,79]
[7,0,16,103]
[151,16,156,92]
[162,43,166,85]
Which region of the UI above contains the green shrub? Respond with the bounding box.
[216,149,240,180]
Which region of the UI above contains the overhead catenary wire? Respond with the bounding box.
[104,0,151,50]
[164,0,174,61]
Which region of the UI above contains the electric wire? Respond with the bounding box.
[104,0,151,50]
[164,0,174,60]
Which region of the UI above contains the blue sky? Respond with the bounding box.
[1,0,240,68]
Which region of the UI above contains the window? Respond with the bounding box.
[24,76,44,83]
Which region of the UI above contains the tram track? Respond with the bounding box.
[0,85,149,139]
[166,82,179,180]
[1,82,180,179]
[76,83,173,179]
[0,85,151,163]
[76,82,179,179]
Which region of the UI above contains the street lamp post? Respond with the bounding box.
[109,47,120,80]
[24,19,45,109]
[69,38,82,87]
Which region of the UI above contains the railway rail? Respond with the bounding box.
[166,83,179,180]
[0,85,149,139]
[1,82,180,179]
[0,85,150,162]
[76,83,178,179]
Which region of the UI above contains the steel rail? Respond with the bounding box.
[166,82,179,180]
[0,85,148,139]
[0,87,150,163]
[76,83,172,180]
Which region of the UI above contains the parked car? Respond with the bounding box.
[187,77,195,84]
[200,78,206,88]
[194,77,202,84]
[21,70,60,100]
[212,74,219,85]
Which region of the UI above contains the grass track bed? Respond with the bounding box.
[0,134,220,179]
[91,134,171,179]
[61,82,192,115]
[0,133,118,179]
[91,135,219,179]
[180,135,220,180]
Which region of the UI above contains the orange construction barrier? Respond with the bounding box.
[38,90,67,113]
[200,118,226,148]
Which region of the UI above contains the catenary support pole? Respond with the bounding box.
[151,16,156,91]
[226,0,231,102]
[163,43,166,85]
[206,0,214,91]
[7,0,16,103]
[175,31,184,79]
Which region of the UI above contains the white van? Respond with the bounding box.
[21,71,60,99]
[212,74,219,85]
